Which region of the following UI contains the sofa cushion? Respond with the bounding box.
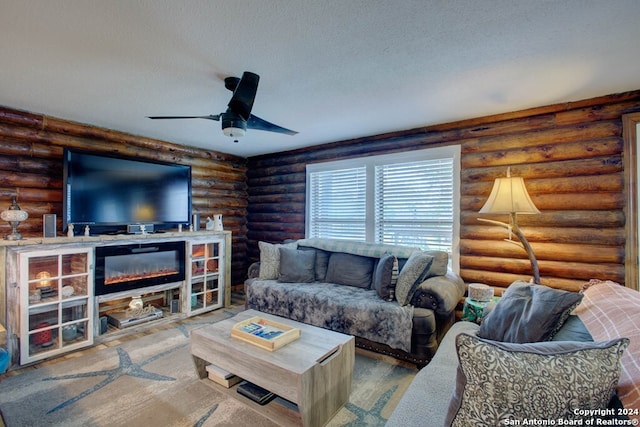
[551,314,593,342]
[574,279,640,416]
[278,247,316,283]
[478,281,583,343]
[298,246,330,281]
[372,253,395,300]
[325,252,375,288]
[245,279,414,352]
[258,241,297,279]
[446,333,629,426]
[395,251,434,306]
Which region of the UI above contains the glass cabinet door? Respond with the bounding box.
[188,240,223,315]
[21,248,93,364]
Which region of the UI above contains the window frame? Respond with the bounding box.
[305,145,460,273]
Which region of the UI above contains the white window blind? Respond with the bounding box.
[307,166,366,240]
[375,158,454,251]
[306,146,460,271]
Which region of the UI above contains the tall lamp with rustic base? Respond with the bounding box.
[478,168,541,284]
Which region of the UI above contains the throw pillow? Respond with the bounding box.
[299,246,330,281]
[478,281,583,343]
[446,333,629,426]
[425,250,449,277]
[278,247,316,283]
[324,252,375,288]
[574,279,640,416]
[372,253,395,300]
[395,251,434,306]
[258,241,297,280]
[389,256,399,300]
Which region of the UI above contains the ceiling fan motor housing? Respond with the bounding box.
[221,111,247,138]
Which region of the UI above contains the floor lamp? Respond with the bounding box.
[478,168,541,284]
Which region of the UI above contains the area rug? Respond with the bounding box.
[0,307,416,426]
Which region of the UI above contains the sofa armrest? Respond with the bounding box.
[410,271,465,314]
[247,262,261,279]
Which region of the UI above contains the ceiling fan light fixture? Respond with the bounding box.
[223,126,246,138]
[221,111,247,138]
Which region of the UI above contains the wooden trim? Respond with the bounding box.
[623,113,640,290]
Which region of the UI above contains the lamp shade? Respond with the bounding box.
[479,176,540,214]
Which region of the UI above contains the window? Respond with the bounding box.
[307,166,366,240]
[306,146,460,272]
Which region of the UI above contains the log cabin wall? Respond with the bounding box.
[247,90,640,294]
[0,106,248,286]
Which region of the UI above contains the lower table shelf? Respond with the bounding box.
[201,375,302,427]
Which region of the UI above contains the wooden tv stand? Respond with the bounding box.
[0,230,231,367]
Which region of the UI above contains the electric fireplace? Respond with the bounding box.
[94,241,186,296]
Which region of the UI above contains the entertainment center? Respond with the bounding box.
[0,230,231,367]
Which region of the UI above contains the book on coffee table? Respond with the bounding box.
[231,316,301,351]
[205,364,242,388]
[237,381,276,405]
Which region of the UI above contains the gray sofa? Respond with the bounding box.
[387,280,636,426]
[386,321,479,426]
[244,238,465,365]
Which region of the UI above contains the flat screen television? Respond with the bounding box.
[63,149,192,234]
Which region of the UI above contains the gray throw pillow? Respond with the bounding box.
[372,253,395,300]
[446,333,629,426]
[298,246,330,281]
[278,247,316,283]
[478,281,583,343]
[324,252,375,288]
[425,250,449,277]
[395,251,435,306]
[551,315,593,342]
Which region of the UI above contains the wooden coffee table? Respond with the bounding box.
[190,310,355,427]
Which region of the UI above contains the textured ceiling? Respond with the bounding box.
[2,0,640,157]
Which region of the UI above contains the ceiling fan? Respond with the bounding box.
[148,71,298,140]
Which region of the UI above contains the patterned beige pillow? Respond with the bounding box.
[446,333,629,426]
[258,241,297,279]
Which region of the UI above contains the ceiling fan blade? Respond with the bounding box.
[227,72,259,121]
[247,114,298,135]
[147,114,220,121]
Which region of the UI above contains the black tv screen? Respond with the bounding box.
[63,149,192,234]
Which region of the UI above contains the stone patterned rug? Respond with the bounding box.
[0,307,416,426]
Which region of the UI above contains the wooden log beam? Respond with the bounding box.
[462,156,623,182]
[462,137,623,169]
[461,210,625,227]
[461,256,624,282]
[460,268,586,292]
[460,239,623,263]
[463,192,623,211]
[462,121,621,154]
[461,225,625,246]
[462,173,623,196]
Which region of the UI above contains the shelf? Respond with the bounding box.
[5,231,231,367]
[187,239,224,316]
[28,297,88,314]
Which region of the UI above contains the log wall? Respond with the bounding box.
[247,91,640,294]
[0,106,248,286]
